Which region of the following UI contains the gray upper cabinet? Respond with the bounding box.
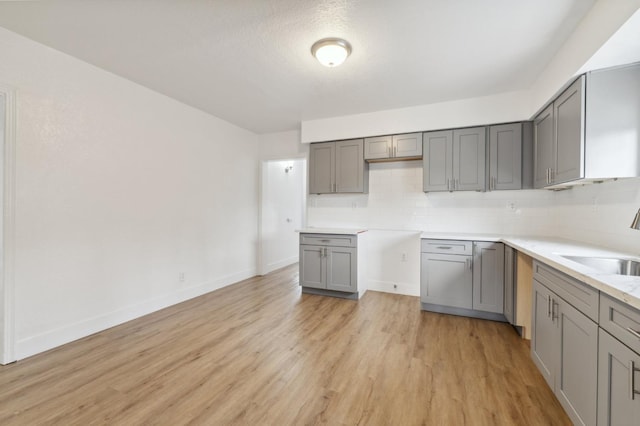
[423,130,453,192]
[309,142,335,194]
[453,127,486,191]
[534,105,554,189]
[393,133,423,158]
[309,139,368,194]
[472,242,504,314]
[554,77,585,185]
[364,133,422,161]
[534,63,640,188]
[488,123,522,191]
[423,127,485,192]
[363,136,391,160]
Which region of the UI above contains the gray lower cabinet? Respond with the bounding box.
[472,242,504,314]
[534,76,585,188]
[503,245,516,325]
[531,262,598,426]
[423,127,485,192]
[598,293,640,425]
[420,239,504,321]
[597,329,640,425]
[299,233,361,298]
[309,139,368,194]
[420,252,472,309]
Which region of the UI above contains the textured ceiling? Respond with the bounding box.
[0,0,596,134]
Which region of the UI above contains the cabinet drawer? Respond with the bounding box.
[533,261,599,321]
[600,293,640,354]
[300,234,357,248]
[421,239,472,255]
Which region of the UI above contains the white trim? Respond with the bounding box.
[263,255,299,275]
[16,268,256,360]
[0,85,16,364]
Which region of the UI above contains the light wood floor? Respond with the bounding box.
[0,264,570,425]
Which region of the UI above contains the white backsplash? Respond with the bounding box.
[308,161,640,255]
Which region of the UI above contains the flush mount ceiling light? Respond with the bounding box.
[311,38,352,67]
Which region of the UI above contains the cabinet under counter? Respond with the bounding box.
[298,230,369,300]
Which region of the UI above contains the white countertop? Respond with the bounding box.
[420,232,503,242]
[296,227,368,235]
[422,232,640,310]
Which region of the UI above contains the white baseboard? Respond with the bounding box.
[16,268,256,360]
[366,279,419,297]
[262,256,298,275]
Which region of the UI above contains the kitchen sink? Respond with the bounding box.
[560,255,640,277]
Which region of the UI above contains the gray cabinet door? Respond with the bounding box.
[556,297,598,426]
[364,136,392,160]
[335,139,365,193]
[503,246,516,324]
[423,130,453,192]
[393,133,423,158]
[534,104,554,188]
[598,328,640,426]
[420,252,472,309]
[489,123,522,190]
[299,245,325,289]
[531,279,558,390]
[554,76,585,185]
[309,142,335,194]
[472,242,504,314]
[453,127,486,191]
[326,246,357,293]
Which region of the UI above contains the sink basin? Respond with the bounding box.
[561,255,640,276]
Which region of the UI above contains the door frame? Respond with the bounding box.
[0,84,16,364]
[258,156,307,276]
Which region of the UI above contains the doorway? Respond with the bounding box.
[259,158,306,275]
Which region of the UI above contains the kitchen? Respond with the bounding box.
[0,0,640,424]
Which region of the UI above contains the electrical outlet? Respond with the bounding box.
[179,272,185,283]
[401,253,407,262]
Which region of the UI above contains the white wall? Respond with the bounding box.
[301,90,531,143]
[529,0,640,115]
[0,27,260,360]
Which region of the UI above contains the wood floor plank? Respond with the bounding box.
[0,264,570,425]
